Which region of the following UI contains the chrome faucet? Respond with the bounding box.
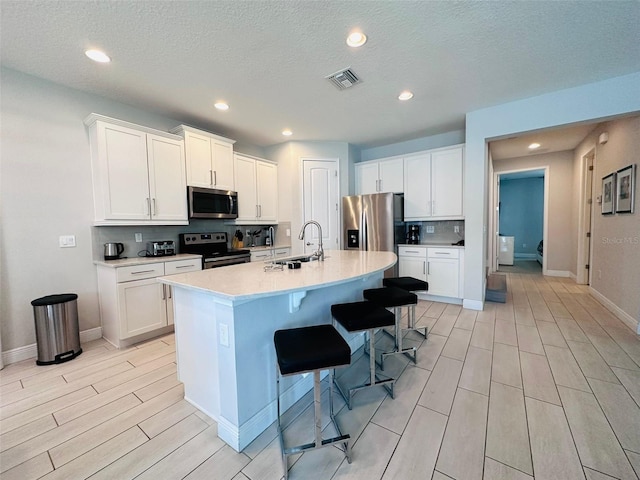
[298,220,324,261]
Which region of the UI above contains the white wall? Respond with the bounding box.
[465,71,640,310]
[265,141,353,256]
[494,151,574,272]
[0,68,265,353]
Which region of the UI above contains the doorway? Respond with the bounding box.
[301,159,339,255]
[492,167,549,275]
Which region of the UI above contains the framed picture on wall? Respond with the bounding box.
[615,164,636,213]
[601,173,615,214]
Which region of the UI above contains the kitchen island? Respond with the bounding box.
[158,250,396,451]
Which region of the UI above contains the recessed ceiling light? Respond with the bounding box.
[85,49,111,63]
[214,102,229,111]
[346,31,367,47]
[398,91,414,101]
[282,129,293,136]
[528,143,541,150]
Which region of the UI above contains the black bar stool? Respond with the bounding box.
[274,324,351,480]
[383,276,429,342]
[331,301,396,409]
[363,285,424,369]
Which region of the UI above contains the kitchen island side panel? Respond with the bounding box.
[172,272,382,451]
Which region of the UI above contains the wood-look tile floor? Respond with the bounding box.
[2,273,640,479]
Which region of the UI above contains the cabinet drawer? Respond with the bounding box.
[251,251,273,261]
[273,248,290,257]
[398,246,427,258]
[165,258,202,274]
[116,263,165,282]
[427,248,460,259]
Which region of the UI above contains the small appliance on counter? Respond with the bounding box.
[407,225,420,244]
[146,240,175,257]
[104,242,124,260]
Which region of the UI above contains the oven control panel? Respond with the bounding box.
[181,232,227,245]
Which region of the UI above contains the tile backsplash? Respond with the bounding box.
[92,220,290,260]
[404,220,465,245]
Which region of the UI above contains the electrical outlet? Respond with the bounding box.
[598,269,602,279]
[426,226,435,234]
[454,225,460,233]
[246,229,251,239]
[135,233,143,243]
[286,228,291,237]
[59,235,76,248]
[219,323,229,347]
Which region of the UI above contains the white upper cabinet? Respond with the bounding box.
[170,125,236,191]
[233,153,278,224]
[85,114,187,226]
[404,145,464,220]
[355,157,404,194]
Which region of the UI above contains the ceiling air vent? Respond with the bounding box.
[326,68,361,90]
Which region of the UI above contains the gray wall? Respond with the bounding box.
[0,68,268,352]
[359,130,465,162]
[574,116,640,322]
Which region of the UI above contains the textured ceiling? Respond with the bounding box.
[1,1,639,149]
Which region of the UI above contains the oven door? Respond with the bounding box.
[203,255,250,269]
[188,186,238,219]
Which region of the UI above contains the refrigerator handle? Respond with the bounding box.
[361,209,367,251]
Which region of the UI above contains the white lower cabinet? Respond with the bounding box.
[97,257,201,347]
[398,246,464,299]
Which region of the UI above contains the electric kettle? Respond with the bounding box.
[104,242,124,260]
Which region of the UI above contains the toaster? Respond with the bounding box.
[146,240,176,256]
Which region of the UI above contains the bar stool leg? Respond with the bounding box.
[381,306,418,370]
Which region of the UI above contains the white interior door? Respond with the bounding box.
[302,159,339,255]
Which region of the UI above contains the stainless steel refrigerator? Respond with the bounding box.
[342,193,404,275]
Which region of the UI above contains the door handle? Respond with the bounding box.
[306,242,314,246]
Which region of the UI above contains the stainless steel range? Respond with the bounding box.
[179,232,250,269]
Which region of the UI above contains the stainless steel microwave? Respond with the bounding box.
[188,186,238,219]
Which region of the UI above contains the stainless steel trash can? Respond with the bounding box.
[31,293,82,365]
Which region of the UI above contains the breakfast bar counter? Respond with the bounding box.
[158,250,396,451]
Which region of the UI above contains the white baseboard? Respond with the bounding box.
[544,270,571,277]
[588,287,639,334]
[1,327,103,366]
[416,292,463,306]
[569,271,578,281]
[463,299,484,311]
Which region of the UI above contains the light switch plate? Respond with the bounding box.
[59,235,76,247]
[135,233,143,243]
[426,226,435,233]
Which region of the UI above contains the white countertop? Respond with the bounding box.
[398,243,465,249]
[158,250,396,302]
[94,253,202,268]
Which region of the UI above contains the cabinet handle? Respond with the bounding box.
[405,250,420,254]
[175,264,197,269]
[145,198,150,215]
[131,269,155,275]
[210,170,213,186]
[213,170,217,186]
[162,284,166,300]
[423,261,426,274]
[168,285,172,299]
[258,205,262,218]
[433,252,451,255]
[427,261,430,275]
[152,198,156,216]
[379,179,382,191]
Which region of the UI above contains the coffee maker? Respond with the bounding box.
[407,225,420,244]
